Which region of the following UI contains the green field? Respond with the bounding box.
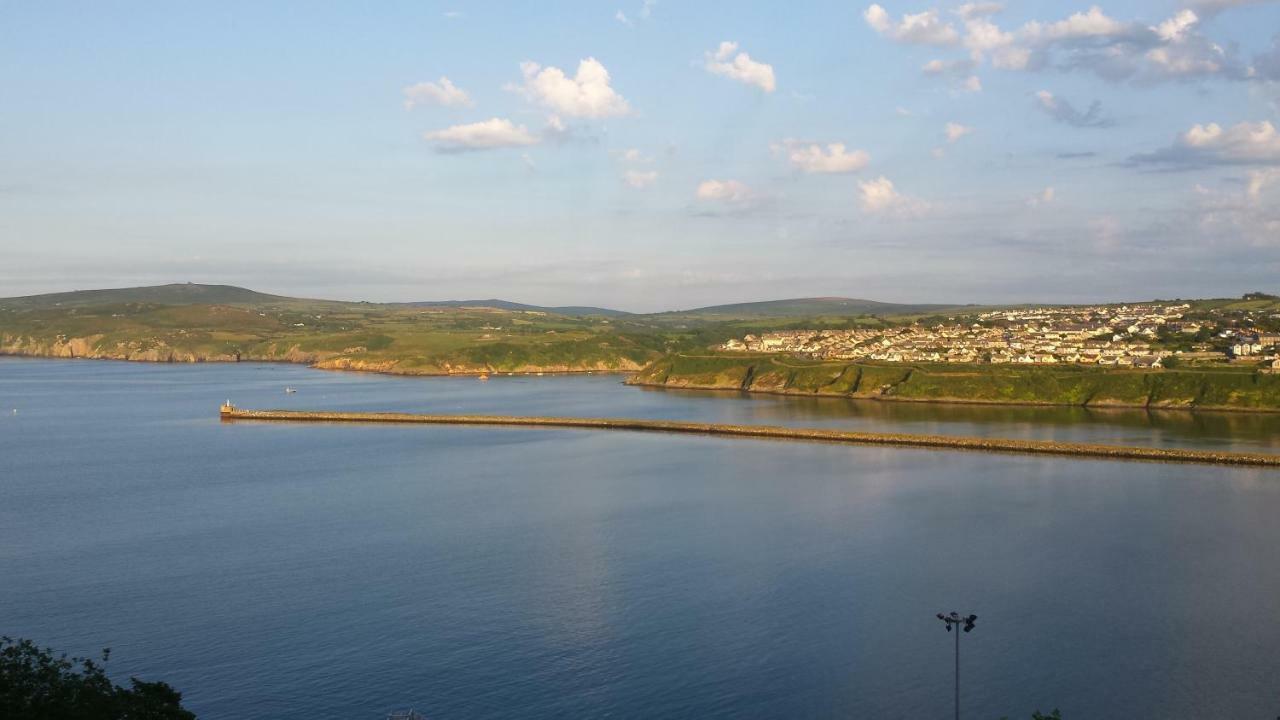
[0,288,669,374]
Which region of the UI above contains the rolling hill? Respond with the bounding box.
[0,283,289,308]
[650,297,969,320]
[404,299,630,317]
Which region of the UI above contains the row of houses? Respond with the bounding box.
[719,304,1199,366]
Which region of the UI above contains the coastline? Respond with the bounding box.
[7,352,1280,415]
[219,406,1280,467]
[0,351,636,379]
[625,377,1280,415]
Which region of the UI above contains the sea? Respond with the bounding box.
[2,357,1278,719]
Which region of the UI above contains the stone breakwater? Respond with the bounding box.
[219,407,1280,467]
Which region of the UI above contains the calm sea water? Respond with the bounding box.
[2,357,1279,719]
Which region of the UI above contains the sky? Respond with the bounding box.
[2,0,1279,311]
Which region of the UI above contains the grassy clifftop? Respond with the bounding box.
[628,354,1280,412]
[0,299,665,375]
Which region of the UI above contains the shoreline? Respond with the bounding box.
[624,378,1280,416]
[218,406,1280,467]
[0,352,632,379]
[6,352,1280,415]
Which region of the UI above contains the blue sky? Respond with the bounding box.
[2,0,1279,310]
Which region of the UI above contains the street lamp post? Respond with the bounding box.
[936,611,977,720]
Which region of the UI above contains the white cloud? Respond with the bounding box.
[923,58,971,74]
[945,122,975,143]
[921,58,982,91]
[960,16,1029,70]
[422,118,540,152]
[1192,172,1280,247]
[955,2,1004,20]
[1184,120,1280,155]
[871,3,1250,83]
[1247,168,1280,199]
[696,179,754,204]
[618,0,656,24]
[864,4,960,45]
[858,176,929,216]
[1027,186,1056,207]
[624,170,659,188]
[704,41,777,92]
[539,114,577,144]
[514,58,631,118]
[1131,121,1280,166]
[615,148,650,163]
[1154,9,1198,42]
[771,139,870,173]
[402,77,473,109]
[962,17,1016,60]
[1027,6,1129,42]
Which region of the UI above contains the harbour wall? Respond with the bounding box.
[219,406,1280,468]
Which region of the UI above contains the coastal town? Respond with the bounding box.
[719,303,1280,368]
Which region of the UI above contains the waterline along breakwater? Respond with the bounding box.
[219,406,1280,467]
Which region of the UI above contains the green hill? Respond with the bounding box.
[0,283,288,308]
[405,299,630,317]
[651,297,967,320]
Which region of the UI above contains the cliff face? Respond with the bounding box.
[0,333,331,364]
[0,333,645,376]
[313,356,644,376]
[627,355,1280,412]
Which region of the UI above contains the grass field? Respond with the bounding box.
[0,297,670,373]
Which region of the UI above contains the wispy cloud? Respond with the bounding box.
[945,122,975,143]
[771,139,870,173]
[1034,90,1114,128]
[864,4,960,45]
[696,179,756,204]
[704,41,777,92]
[624,170,659,188]
[858,176,930,217]
[423,118,540,152]
[1129,120,1280,167]
[867,3,1256,84]
[403,77,473,109]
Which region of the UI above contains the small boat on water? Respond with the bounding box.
[284,387,297,394]
[477,374,489,381]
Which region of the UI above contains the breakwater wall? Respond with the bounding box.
[219,406,1280,467]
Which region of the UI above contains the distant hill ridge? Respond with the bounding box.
[404,299,630,317]
[0,284,963,318]
[0,283,287,308]
[656,296,965,318]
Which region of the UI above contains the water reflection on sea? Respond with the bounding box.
[2,358,1278,719]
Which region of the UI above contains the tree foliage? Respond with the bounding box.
[0,636,195,719]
